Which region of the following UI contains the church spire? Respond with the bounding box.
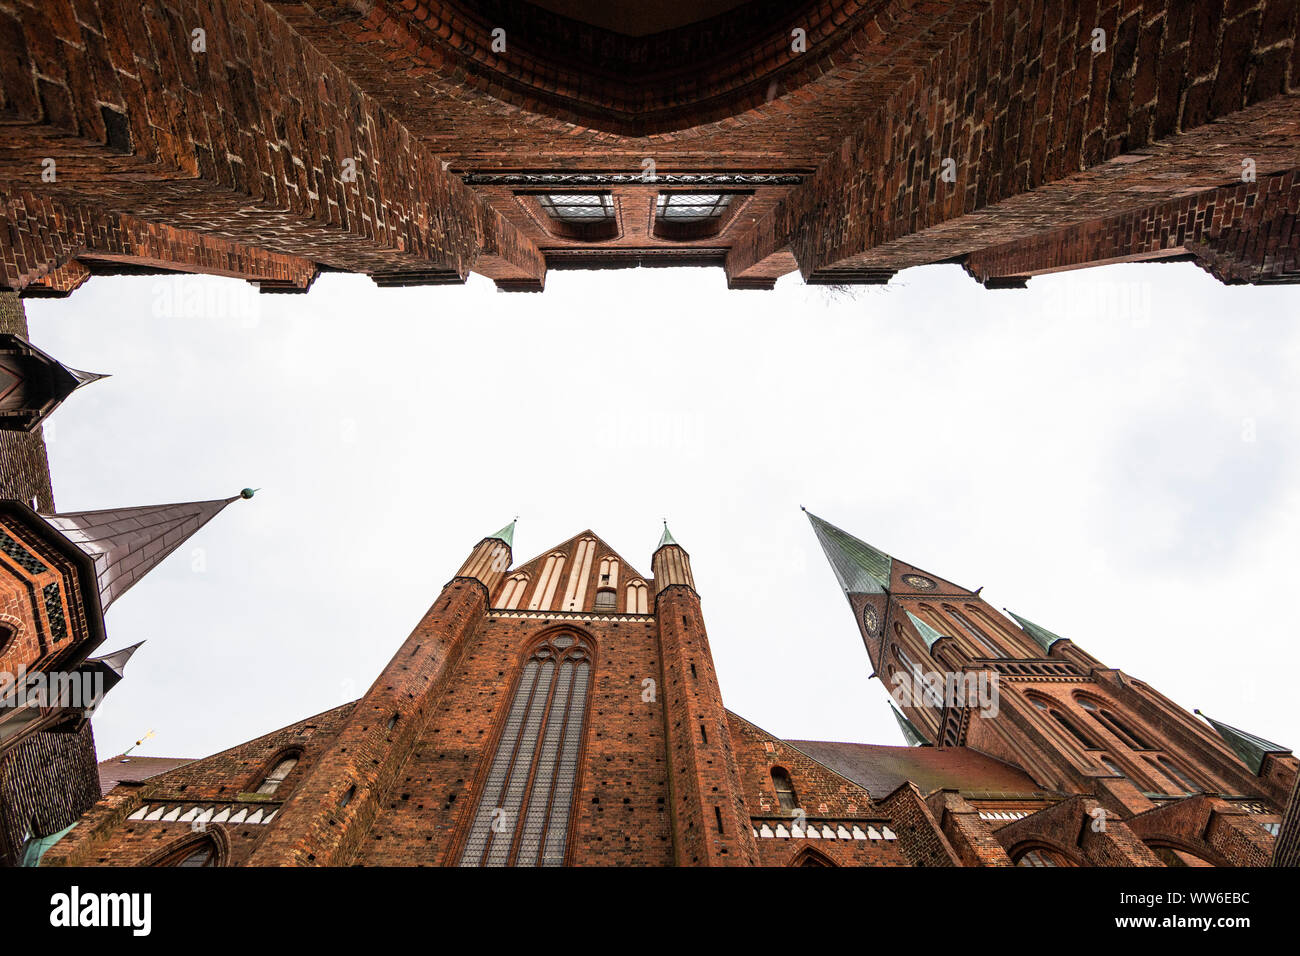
[890,704,930,747]
[0,332,110,432]
[904,610,945,649]
[42,490,254,610]
[652,521,694,594]
[803,508,892,595]
[1195,711,1292,774]
[1006,611,1065,653]
[488,518,516,548]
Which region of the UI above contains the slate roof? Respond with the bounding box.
[97,754,193,796]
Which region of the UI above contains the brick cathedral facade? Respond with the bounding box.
[3,0,1300,868]
[34,517,1295,868]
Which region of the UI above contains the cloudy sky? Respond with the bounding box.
[24,261,1300,762]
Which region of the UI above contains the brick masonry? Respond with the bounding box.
[39,521,1298,867]
[2,1,1298,293]
[0,292,104,868]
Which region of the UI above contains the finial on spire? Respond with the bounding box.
[889,703,929,747]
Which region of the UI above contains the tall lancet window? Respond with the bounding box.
[459,633,593,867]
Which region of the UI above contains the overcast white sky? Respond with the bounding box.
[23,261,1300,762]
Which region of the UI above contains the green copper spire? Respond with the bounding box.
[657,521,677,550]
[890,705,929,747]
[904,610,945,649]
[1195,711,1291,775]
[489,518,516,548]
[1007,611,1065,653]
[803,508,892,595]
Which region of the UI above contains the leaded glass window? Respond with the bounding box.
[256,755,298,794]
[157,839,217,867]
[1015,847,1073,867]
[655,193,732,222]
[771,767,799,812]
[458,634,593,867]
[537,193,613,223]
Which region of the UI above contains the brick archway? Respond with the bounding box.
[287,0,882,137]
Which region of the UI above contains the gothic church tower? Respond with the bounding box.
[806,509,1296,866]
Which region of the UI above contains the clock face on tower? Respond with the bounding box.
[902,574,936,590]
[861,605,879,635]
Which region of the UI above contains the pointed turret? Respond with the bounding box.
[1006,611,1065,653]
[42,491,253,610]
[83,641,144,697]
[652,521,694,595]
[803,508,892,596]
[904,610,946,650]
[0,332,109,432]
[890,704,930,747]
[1195,711,1292,774]
[457,519,515,593]
[488,518,516,549]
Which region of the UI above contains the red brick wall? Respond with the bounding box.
[43,703,355,866]
[0,0,543,282]
[1,193,319,293]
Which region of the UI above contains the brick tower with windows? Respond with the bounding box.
[802,509,1296,866]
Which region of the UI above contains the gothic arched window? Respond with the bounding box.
[1099,755,1127,778]
[771,767,799,812]
[1156,757,1201,794]
[156,837,219,867]
[458,633,594,867]
[0,623,14,657]
[1077,696,1154,751]
[1014,846,1075,867]
[943,604,1004,658]
[1030,695,1101,751]
[256,755,299,795]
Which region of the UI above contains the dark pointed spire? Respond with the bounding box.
[90,641,144,678]
[803,508,892,595]
[1195,710,1291,774]
[79,641,145,706]
[0,332,109,432]
[68,367,110,388]
[890,704,929,747]
[1006,611,1064,653]
[657,521,677,550]
[488,518,516,549]
[42,492,252,610]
